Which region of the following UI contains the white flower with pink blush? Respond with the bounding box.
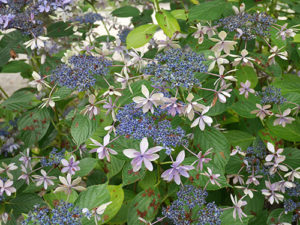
[273,108,295,127]
[161,151,194,185]
[239,80,255,99]
[132,85,163,114]
[0,179,16,196]
[123,137,163,172]
[61,156,80,175]
[191,107,213,131]
[89,134,117,162]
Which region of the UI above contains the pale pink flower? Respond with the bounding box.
[273,108,295,127]
[61,156,80,175]
[81,94,103,119]
[132,85,163,113]
[251,104,272,120]
[161,151,194,185]
[207,51,229,71]
[284,167,300,182]
[232,49,254,67]
[210,31,237,54]
[239,80,255,98]
[191,107,213,131]
[261,181,284,204]
[231,194,247,222]
[0,162,18,180]
[227,174,244,185]
[246,174,263,186]
[183,93,206,121]
[203,167,221,187]
[0,179,16,196]
[123,137,163,172]
[161,97,184,117]
[89,134,117,162]
[192,149,212,171]
[32,169,56,190]
[265,142,285,162]
[54,174,86,195]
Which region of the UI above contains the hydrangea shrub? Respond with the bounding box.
[0,0,300,224]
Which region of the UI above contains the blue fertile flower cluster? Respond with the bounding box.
[162,185,222,225]
[51,54,112,91]
[0,0,72,35]
[118,27,131,43]
[22,201,83,225]
[219,12,276,40]
[0,120,20,157]
[258,86,286,105]
[144,48,207,89]
[244,140,268,175]
[73,12,103,24]
[40,148,65,167]
[116,103,186,147]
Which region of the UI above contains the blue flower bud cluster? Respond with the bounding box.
[244,140,269,175]
[284,199,298,213]
[0,120,20,157]
[144,48,207,89]
[73,12,103,24]
[258,86,286,105]
[219,12,276,40]
[40,148,65,167]
[118,27,131,44]
[287,182,300,197]
[162,185,222,225]
[116,103,186,147]
[51,54,112,91]
[22,201,83,225]
[0,0,72,35]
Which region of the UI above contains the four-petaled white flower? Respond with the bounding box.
[191,107,213,131]
[284,167,300,182]
[89,134,118,162]
[61,156,80,175]
[231,194,247,222]
[183,93,206,121]
[29,71,50,92]
[273,108,295,127]
[261,181,284,204]
[207,51,229,71]
[133,85,163,113]
[161,151,194,185]
[0,179,16,196]
[239,80,255,99]
[203,167,221,187]
[54,174,86,195]
[268,46,288,65]
[32,169,56,190]
[232,49,254,67]
[123,137,163,172]
[0,162,18,180]
[251,104,272,120]
[81,94,104,119]
[24,36,49,50]
[265,142,285,162]
[210,31,237,54]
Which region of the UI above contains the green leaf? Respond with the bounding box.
[283,148,300,169]
[126,24,158,49]
[76,158,97,177]
[138,170,157,190]
[220,208,253,224]
[194,127,230,170]
[112,6,140,17]
[155,10,180,38]
[293,33,300,43]
[52,86,73,100]
[127,188,161,225]
[8,194,45,217]
[235,66,258,88]
[44,190,78,208]
[224,130,255,149]
[100,185,124,224]
[171,9,188,20]
[106,156,125,179]
[188,0,230,21]
[1,61,33,78]
[18,108,51,146]
[272,74,300,95]
[267,208,292,224]
[75,184,110,209]
[266,117,300,142]
[47,22,74,38]
[122,162,146,186]
[71,114,95,146]
[1,89,36,111]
